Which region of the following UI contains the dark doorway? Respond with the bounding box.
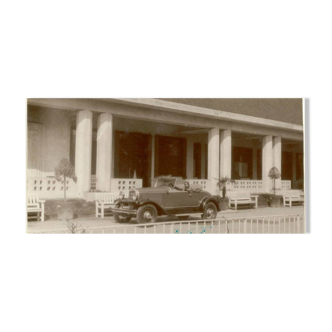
[257,149,262,180]
[193,143,201,178]
[232,147,253,179]
[114,131,150,187]
[155,135,186,178]
[296,153,304,181]
[282,151,293,180]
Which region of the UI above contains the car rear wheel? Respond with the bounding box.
[202,202,217,220]
[137,204,158,224]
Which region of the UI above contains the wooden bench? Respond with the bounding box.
[95,193,120,218]
[281,190,305,207]
[228,192,259,210]
[27,194,45,222]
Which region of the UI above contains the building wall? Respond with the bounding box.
[160,98,303,125]
[27,106,72,176]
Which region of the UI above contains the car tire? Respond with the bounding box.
[137,204,158,224]
[113,212,132,223]
[202,202,218,220]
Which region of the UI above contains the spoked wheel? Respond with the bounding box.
[137,204,158,224]
[113,212,132,223]
[202,202,217,220]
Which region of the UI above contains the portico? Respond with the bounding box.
[27,98,304,199]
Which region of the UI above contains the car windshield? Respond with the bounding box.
[155,177,177,187]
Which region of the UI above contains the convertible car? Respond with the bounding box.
[110,177,222,224]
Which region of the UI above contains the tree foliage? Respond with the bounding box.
[268,167,281,195]
[55,158,77,182]
[268,167,281,180]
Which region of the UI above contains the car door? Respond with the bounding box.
[162,189,201,213]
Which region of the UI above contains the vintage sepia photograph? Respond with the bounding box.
[26,98,305,234]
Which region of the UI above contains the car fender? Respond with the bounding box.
[200,196,221,212]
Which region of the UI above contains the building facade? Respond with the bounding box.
[27,98,304,199]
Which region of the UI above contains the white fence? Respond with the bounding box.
[27,177,78,199]
[90,177,142,193]
[28,176,291,199]
[28,214,305,234]
[186,179,210,191]
[230,180,264,191]
[280,180,291,190]
[110,178,143,193]
[230,180,291,192]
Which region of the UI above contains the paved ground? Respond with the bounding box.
[27,205,305,234]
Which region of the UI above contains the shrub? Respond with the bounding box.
[54,158,77,202]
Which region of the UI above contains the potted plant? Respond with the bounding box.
[268,167,282,207]
[55,158,77,220]
[216,177,235,210]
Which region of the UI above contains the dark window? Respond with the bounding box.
[204,144,208,179]
[70,128,76,167]
[114,131,150,187]
[156,135,186,178]
[296,153,303,180]
[91,137,97,176]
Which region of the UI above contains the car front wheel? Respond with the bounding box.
[137,204,158,224]
[202,202,217,220]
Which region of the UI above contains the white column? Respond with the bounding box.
[75,110,93,197]
[96,113,113,192]
[273,136,282,190]
[219,129,232,178]
[151,134,155,180]
[208,128,220,194]
[262,135,273,192]
[186,137,194,179]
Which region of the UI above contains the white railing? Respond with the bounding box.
[110,178,143,193]
[186,179,210,192]
[27,177,78,199]
[89,177,142,193]
[28,214,305,234]
[230,180,264,191]
[269,180,292,190]
[281,181,291,189]
[230,180,292,191]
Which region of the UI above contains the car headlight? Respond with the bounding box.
[119,191,125,200]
